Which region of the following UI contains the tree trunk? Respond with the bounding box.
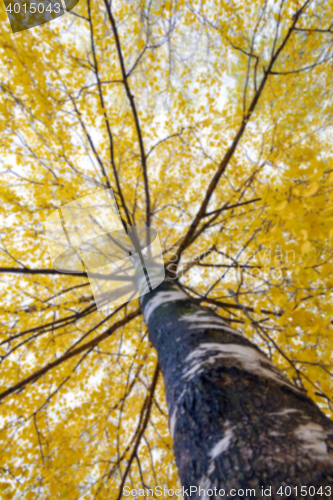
[140,280,333,500]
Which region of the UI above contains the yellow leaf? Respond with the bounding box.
[275,200,288,211]
[303,182,319,197]
[300,229,308,241]
[301,241,312,254]
[254,303,261,315]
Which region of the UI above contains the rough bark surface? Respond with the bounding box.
[140,280,333,500]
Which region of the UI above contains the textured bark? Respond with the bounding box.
[140,280,333,500]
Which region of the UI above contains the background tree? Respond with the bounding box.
[0,0,333,498]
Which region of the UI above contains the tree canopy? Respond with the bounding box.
[0,0,333,497]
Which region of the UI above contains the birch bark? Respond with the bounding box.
[141,280,333,500]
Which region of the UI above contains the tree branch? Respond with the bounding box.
[174,0,312,264]
[0,308,141,403]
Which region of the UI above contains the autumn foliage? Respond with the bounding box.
[0,0,333,497]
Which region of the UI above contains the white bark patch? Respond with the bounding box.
[169,408,177,440]
[143,289,187,323]
[180,311,242,335]
[198,476,213,500]
[269,409,301,417]
[182,360,206,379]
[188,323,243,335]
[202,422,234,486]
[199,476,211,489]
[294,422,332,457]
[168,389,186,439]
[180,311,242,336]
[182,343,299,392]
[208,423,234,460]
[180,311,226,325]
[207,462,215,475]
[186,348,208,362]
